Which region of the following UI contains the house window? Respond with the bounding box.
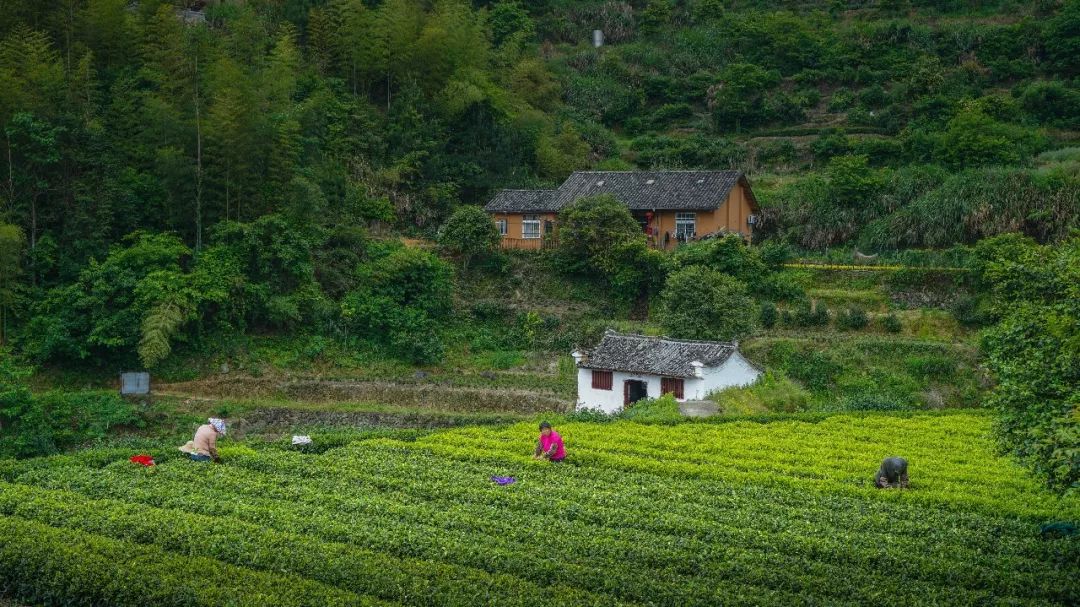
[496,219,507,236]
[675,212,696,238]
[592,370,613,390]
[522,214,541,239]
[661,377,684,399]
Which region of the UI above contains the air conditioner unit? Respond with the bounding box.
[747,214,759,226]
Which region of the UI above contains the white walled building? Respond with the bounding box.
[573,331,762,414]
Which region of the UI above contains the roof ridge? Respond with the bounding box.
[570,170,743,174]
[602,330,736,347]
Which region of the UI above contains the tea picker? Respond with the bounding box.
[875,456,909,488]
[178,418,227,462]
[533,421,566,463]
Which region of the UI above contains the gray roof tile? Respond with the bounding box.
[580,331,740,378]
[553,170,744,211]
[485,171,752,213]
[483,189,558,212]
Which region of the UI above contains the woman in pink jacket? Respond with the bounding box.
[533,421,566,463]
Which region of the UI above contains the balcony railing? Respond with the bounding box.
[499,237,559,250]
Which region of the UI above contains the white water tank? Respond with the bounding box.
[592,30,604,48]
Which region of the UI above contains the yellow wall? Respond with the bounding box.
[491,212,558,250]
[646,183,757,249]
[491,182,757,251]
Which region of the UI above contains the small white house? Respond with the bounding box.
[573,331,761,414]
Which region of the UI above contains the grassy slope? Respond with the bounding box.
[109,254,982,423]
[0,411,1076,606]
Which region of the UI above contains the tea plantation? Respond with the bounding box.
[0,411,1076,606]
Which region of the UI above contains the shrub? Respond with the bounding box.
[0,356,139,458]
[880,313,902,333]
[792,301,829,327]
[759,302,778,329]
[437,206,501,270]
[711,371,810,414]
[620,393,681,423]
[785,350,841,392]
[836,307,869,330]
[949,295,989,327]
[905,355,956,379]
[342,246,453,364]
[977,233,1080,491]
[556,195,661,301]
[659,267,755,340]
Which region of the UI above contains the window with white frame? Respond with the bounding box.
[496,219,507,236]
[522,214,541,239]
[675,212,696,238]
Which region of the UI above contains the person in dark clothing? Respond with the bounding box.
[875,456,909,488]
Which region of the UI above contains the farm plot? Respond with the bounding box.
[0,411,1077,606]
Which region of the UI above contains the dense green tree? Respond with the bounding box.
[660,266,755,341]
[0,224,23,344]
[976,234,1079,492]
[932,104,1046,168]
[556,194,642,276]
[709,63,780,132]
[437,205,501,270]
[1044,0,1080,77]
[488,1,534,47]
[556,194,665,302]
[342,245,452,364]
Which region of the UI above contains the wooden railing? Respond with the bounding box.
[499,237,559,250]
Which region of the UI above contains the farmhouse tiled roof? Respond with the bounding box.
[580,331,740,378]
[483,189,558,212]
[484,171,755,213]
[553,170,746,211]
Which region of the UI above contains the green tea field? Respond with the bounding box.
[1,411,1077,606]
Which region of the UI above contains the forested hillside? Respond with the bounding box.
[0,1,1077,488]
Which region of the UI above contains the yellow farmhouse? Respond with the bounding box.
[484,170,760,250]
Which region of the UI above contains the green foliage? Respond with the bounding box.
[711,371,811,414]
[1044,0,1080,77]
[20,232,193,364]
[975,233,1079,492]
[710,62,782,132]
[659,266,755,340]
[437,205,501,270]
[932,104,1047,169]
[879,313,903,333]
[620,393,681,423]
[0,224,24,344]
[905,354,956,379]
[836,307,869,330]
[555,195,660,301]
[342,245,453,364]
[759,301,777,329]
[0,353,138,458]
[535,123,590,179]
[790,300,829,327]
[825,155,884,207]
[3,413,1074,604]
[488,1,536,47]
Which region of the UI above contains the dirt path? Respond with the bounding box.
[159,376,571,414]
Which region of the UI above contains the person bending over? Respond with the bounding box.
[875,456,909,488]
[533,421,566,463]
[179,418,227,463]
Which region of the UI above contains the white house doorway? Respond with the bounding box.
[623,380,648,407]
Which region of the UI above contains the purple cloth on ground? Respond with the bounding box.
[491,475,516,485]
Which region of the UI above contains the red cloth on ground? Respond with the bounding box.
[130,454,155,467]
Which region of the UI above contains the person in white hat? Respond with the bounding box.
[179,418,227,462]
